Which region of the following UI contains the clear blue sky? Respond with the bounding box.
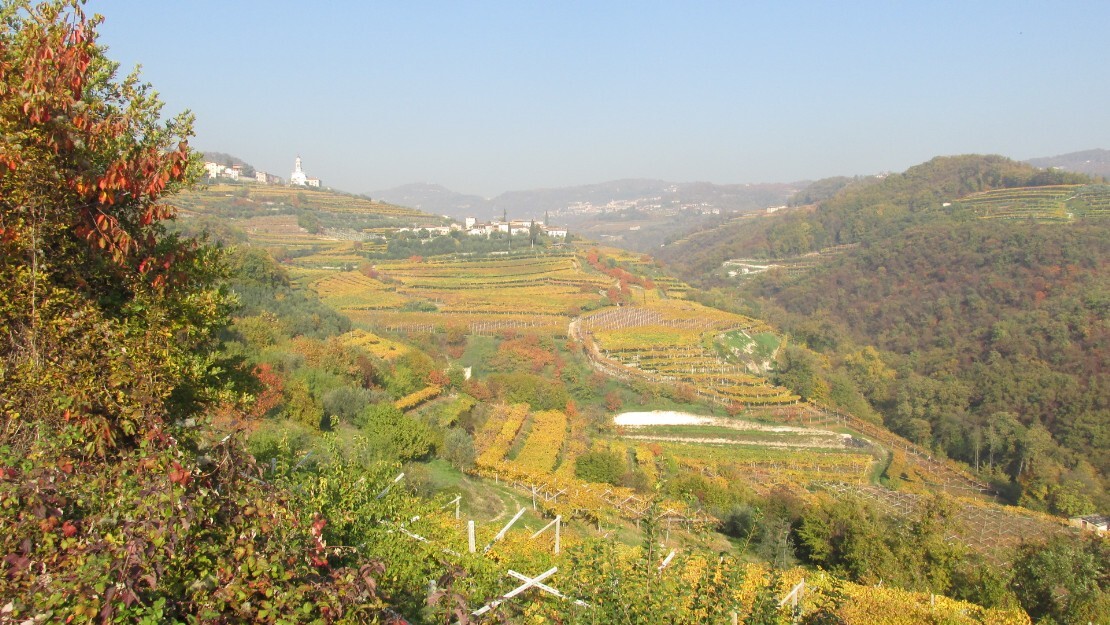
[90,1,1110,197]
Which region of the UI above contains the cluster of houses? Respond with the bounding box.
[398,217,568,239]
[202,156,319,188]
[462,217,567,238]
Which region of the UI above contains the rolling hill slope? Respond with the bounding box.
[654,155,1109,514]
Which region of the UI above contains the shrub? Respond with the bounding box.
[574,451,625,485]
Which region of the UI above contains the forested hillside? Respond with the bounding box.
[660,156,1109,514]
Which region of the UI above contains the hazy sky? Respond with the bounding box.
[90,1,1110,198]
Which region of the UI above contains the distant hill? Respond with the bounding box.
[166,183,434,247]
[1027,148,1110,179]
[371,179,799,222]
[659,154,1092,269]
[367,183,489,218]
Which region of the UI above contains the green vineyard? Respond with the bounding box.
[575,301,800,406]
[955,183,1110,220]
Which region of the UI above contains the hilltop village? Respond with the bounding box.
[203,155,321,188]
[401,216,568,240]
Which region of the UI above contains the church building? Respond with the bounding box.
[290,156,310,186]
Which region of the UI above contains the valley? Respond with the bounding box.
[165,174,1088,575]
[2,5,1106,620]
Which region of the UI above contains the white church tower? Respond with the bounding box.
[290,156,307,186]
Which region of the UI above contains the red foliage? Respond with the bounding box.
[249,364,285,418]
[464,379,492,401]
[674,384,697,403]
[583,249,655,297]
[495,334,556,372]
[168,461,191,486]
[359,263,379,279]
[0,1,193,289]
[604,391,623,412]
[427,369,450,387]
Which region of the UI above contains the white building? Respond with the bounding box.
[204,161,241,181]
[290,156,308,186]
[306,177,321,188]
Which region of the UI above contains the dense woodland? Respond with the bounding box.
[1,2,1107,623]
[662,157,1109,514]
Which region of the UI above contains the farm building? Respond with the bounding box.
[1070,513,1108,535]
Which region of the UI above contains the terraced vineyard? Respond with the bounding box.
[472,404,714,528]
[573,300,799,407]
[791,402,994,496]
[338,328,411,360]
[314,253,612,335]
[644,440,875,494]
[955,183,1110,220]
[171,183,425,219]
[822,483,1076,563]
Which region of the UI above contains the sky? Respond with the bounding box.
[90,1,1110,198]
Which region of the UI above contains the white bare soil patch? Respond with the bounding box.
[613,410,853,450]
[614,410,826,434]
[622,434,849,450]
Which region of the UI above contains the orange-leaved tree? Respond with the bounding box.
[0,0,236,456]
[0,3,407,622]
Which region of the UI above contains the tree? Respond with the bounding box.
[442,427,475,470]
[1,0,234,456]
[773,346,829,404]
[0,4,405,621]
[574,450,625,484]
[604,390,624,412]
[1010,536,1110,624]
[359,402,435,461]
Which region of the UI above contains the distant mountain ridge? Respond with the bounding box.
[369,179,800,222]
[365,183,488,218]
[1026,148,1110,178]
[367,148,1110,221]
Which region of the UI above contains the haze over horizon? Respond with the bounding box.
[92,1,1110,198]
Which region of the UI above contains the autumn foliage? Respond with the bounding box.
[0,3,401,621]
[0,0,231,458]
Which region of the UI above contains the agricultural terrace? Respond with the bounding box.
[168,184,426,258]
[955,184,1110,221]
[312,253,613,335]
[239,214,340,250]
[171,184,424,219]
[823,483,1077,564]
[473,404,712,527]
[650,440,876,495]
[575,299,799,407]
[283,240,378,270]
[339,328,411,360]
